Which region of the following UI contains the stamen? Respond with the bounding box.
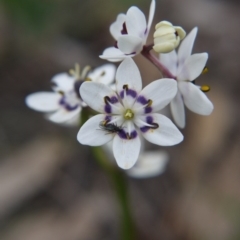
[69,63,81,80]
[147,99,153,107]
[124,109,134,120]
[58,91,64,96]
[202,67,208,74]
[123,84,129,91]
[100,71,106,76]
[81,65,91,80]
[201,85,210,92]
[126,133,131,140]
[104,96,111,104]
[150,123,159,129]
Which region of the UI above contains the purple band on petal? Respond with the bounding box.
[104,104,111,113]
[137,95,148,105]
[104,95,118,114]
[140,126,150,133]
[59,97,79,111]
[140,116,154,133]
[110,96,118,104]
[120,88,137,99]
[145,107,152,113]
[146,115,153,124]
[137,95,152,113]
[65,104,79,111]
[118,130,137,139]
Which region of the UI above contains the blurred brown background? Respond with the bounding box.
[1,0,240,239]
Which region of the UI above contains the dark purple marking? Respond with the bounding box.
[146,115,153,124]
[137,95,153,113]
[145,107,152,114]
[59,97,65,105]
[65,104,78,111]
[120,90,124,99]
[137,95,148,105]
[59,97,79,111]
[110,96,118,104]
[131,130,137,139]
[127,89,137,98]
[104,104,111,113]
[114,41,118,48]
[118,130,137,139]
[120,88,137,99]
[140,116,155,133]
[121,22,128,35]
[140,126,150,133]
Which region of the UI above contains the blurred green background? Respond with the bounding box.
[1,0,240,239]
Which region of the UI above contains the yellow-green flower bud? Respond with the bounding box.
[153,21,186,53]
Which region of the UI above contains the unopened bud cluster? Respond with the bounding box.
[153,21,186,53]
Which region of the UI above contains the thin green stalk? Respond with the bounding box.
[92,147,136,240]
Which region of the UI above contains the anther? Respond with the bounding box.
[100,71,106,76]
[202,67,208,74]
[147,99,153,107]
[104,96,111,104]
[123,84,129,91]
[201,85,210,92]
[58,91,64,96]
[126,133,131,140]
[151,123,159,129]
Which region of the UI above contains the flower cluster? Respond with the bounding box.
[26,64,116,125]
[26,0,214,173]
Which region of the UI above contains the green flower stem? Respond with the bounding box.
[92,146,136,240]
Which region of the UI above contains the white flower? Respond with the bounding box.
[127,150,168,178]
[153,21,186,53]
[159,27,214,128]
[77,58,183,169]
[26,64,116,125]
[99,0,156,62]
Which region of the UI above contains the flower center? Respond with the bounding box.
[124,109,134,120]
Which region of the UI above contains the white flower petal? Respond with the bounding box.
[170,91,185,128]
[126,6,147,38]
[139,113,183,146]
[26,92,61,112]
[62,114,80,127]
[116,58,142,94]
[177,53,208,81]
[127,150,168,178]
[134,79,177,114]
[159,50,178,76]
[87,64,116,85]
[77,114,114,146]
[80,81,120,113]
[146,0,156,38]
[118,35,143,54]
[48,107,80,123]
[51,73,75,92]
[110,13,126,40]
[178,27,198,69]
[179,82,214,115]
[113,134,141,169]
[99,47,128,62]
